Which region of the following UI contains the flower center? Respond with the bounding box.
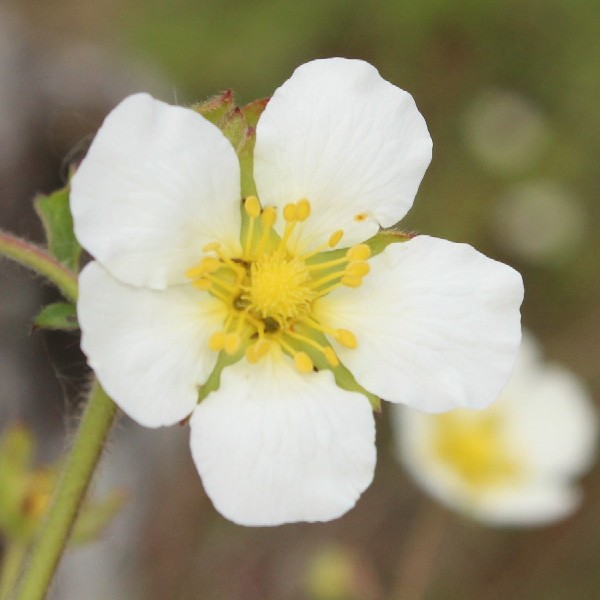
[246,255,314,324]
[431,410,521,490]
[185,196,370,373]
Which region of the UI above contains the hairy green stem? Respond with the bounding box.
[0,230,78,303]
[14,382,117,600]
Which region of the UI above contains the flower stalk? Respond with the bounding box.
[14,382,117,600]
[0,230,78,303]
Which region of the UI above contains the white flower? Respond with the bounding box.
[71,58,523,526]
[393,333,598,526]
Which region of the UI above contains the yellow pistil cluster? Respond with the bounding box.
[185,196,371,373]
[431,410,520,490]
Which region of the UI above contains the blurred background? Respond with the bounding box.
[1,0,599,598]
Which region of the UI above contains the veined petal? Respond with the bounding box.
[78,262,225,427]
[71,94,242,290]
[315,236,524,412]
[254,58,432,252]
[189,351,376,526]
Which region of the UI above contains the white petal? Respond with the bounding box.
[78,262,224,427]
[189,351,376,526]
[503,356,597,477]
[315,236,524,412]
[473,483,581,526]
[71,94,241,289]
[254,58,432,252]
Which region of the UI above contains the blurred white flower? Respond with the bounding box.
[394,333,598,526]
[463,89,549,175]
[493,180,586,264]
[71,58,523,526]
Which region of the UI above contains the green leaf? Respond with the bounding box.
[34,186,81,271]
[32,302,78,332]
[71,489,128,545]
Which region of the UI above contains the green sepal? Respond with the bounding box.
[365,228,416,256]
[32,302,78,332]
[221,107,247,151]
[238,127,257,198]
[197,348,245,403]
[71,489,128,545]
[191,90,235,126]
[241,97,269,128]
[286,324,381,412]
[34,185,81,272]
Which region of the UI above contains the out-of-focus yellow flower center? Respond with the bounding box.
[432,410,520,489]
[186,197,369,373]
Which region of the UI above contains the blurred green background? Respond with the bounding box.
[1,0,599,598]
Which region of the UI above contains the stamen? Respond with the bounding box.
[245,339,271,363]
[244,195,261,218]
[202,241,221,253]
[224,332,241,355]
[329,230,344,247]
[323,346,339,367]
[244,196,261,258]
[346,262,370,277]
[285,329,339,367]
[283,203,297,223]
[336,329,357,349]
[294,351,313,373]
[340,276,364,288]
[346,244,371,261]
[255,206,277,256]
[295,199,311,222]
[208,331,226,351]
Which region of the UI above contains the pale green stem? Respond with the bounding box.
[0,542,27,600]
[14,382,117,600]
[0,230,78,303]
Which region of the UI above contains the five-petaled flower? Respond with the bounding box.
[394,333,597,526]
[71,58,524,526]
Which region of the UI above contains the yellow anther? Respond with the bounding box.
[295,199,311,222]
[346,261,370,277]
[246,339,271,363]
[294,351,314,373]
[192,279,212,290]
[224,333,241,355]
[262,206,277,228]
[201,257,222,272]
[346,244,371,261]
[245,195,261,218]
[323,346,339,367]
[336,329,357,349]
[283,203,297,222]
[354,212,368,222]
[341,276,364,288]
[328,229,344,248]
[202,241,221,253]
[208,331,226,351]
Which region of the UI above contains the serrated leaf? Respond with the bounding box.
[33,302,78,331]
[34,186,81,271]
[71,489,129,545]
